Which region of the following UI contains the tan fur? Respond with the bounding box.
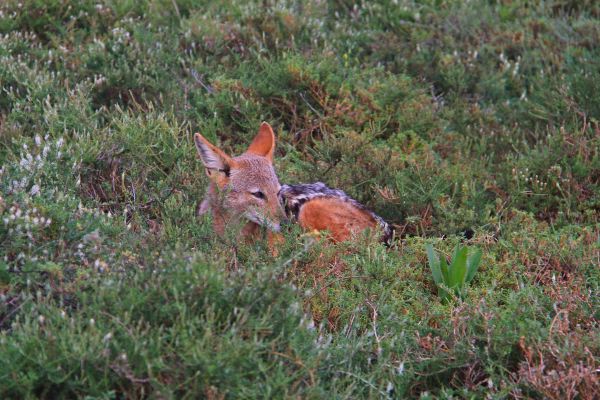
[194,122,285,245]
[297,197,381,242]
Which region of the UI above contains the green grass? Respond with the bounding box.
[0,0,599,398]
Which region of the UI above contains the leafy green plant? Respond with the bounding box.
[425,244,482,301]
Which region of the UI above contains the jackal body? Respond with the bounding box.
[194,122,285,241]
[279,183,392,244]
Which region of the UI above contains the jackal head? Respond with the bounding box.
[194,122,285,232]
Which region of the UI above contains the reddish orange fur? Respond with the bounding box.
[296,197,381,242]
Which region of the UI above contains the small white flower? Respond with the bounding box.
[520,91,527,101]
[397,362,404,375]
[102,332,113,343]
[386,381,394,394]
[35,135,42,146]
[89,318,95,327]
[30,184,40,196]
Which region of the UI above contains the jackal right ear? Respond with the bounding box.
[194,133,234,177]
[246,122,275,163]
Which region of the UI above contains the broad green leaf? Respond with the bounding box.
[448,246,468,288]
[425,244,443,285]
[451,245,460,264]
[466,248,482,283]
[440,254,449,285]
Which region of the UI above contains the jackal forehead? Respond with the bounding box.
[229,154,280,191]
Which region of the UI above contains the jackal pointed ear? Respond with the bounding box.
[194,133,234,177]
[246,122,275,162]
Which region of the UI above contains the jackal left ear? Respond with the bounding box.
[194,133,234,177]
[246,122,275,163]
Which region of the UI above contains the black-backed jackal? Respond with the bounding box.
[194,123,392,247]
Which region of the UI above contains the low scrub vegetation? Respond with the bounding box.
[0,0,598,398]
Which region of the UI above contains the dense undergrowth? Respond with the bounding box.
[0,0,599,398]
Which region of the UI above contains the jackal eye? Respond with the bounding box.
[251,190,265,199]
